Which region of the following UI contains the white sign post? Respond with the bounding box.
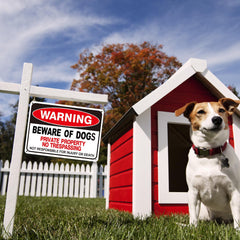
[3,63,33,237]
[1,63,108,237]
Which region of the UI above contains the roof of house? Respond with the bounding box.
[103,58,240,144]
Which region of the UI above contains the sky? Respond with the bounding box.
[0,0,240,119]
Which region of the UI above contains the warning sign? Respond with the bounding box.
[25,102,104,162]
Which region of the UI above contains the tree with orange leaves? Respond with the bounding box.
[71,42,182,135]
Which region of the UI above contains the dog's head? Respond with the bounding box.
[175,98,240,146]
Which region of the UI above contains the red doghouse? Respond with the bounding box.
[103,58,240,218]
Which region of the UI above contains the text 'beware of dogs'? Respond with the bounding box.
[25,102,104,162]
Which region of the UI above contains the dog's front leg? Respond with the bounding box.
[188,189,200,226]
[230,190,240,230]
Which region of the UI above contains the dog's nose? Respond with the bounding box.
[212,116,222,126]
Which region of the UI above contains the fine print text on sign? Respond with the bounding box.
[25,102,104,162]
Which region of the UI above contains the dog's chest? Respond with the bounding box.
[187,152,235,208]
[192,171,232,194]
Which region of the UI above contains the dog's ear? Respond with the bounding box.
[219,98,240,115]
[175,102,197,119]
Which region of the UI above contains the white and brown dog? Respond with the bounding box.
[175,98,240,229]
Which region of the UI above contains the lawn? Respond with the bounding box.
[0,196,239,239]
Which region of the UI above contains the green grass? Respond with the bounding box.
[0,196,239,239]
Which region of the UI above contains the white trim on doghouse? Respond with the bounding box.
[158,111,188,204]
[105,142,111,210]
[233,114,240,159]
[202,69,239,102]
[132,58,240,116]
[103,58,240,146]
[133,108,152,218]
[133,58,204,116]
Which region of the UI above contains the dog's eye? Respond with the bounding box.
[197,110,205,114]
[219,108,226,113]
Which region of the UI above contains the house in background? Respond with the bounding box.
[103,58,240,218]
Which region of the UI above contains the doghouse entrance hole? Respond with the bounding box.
[168,123,191,192]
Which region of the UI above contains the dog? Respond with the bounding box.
[175,98,240,230]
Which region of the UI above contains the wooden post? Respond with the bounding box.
[3,63,33,236]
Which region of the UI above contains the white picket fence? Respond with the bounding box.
[0,160,107,198]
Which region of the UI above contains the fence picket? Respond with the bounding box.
[104,165,108,199]
[41,162,49,196]
[47,163,54,196]
[69,164,75,198]
[90,163,97,198]
[53,163,59,197]
[24,161,32,196]
[1,161,9,195]
[36,162,43,197]
[63,164,69,197]
[98,165,103,198]
[0,160,107,198]
[58,163,64,197]
[19,161,26,196]
[80,164,85,198]
[30,162,37,196]
[85,165,90,198]
[74,164,80,198]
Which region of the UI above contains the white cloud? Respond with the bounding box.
[102,18,240,70]
[206,42,240,66]
[98,18,240,94]
[217,0,240,7]
[0,0,118,118]
[0,0,240,119]
[32,60,75,86]
[0,0,39,15]
[0,0,116,83]
[0,93,18,120]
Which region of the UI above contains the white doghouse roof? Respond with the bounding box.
[103,58,240,143]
